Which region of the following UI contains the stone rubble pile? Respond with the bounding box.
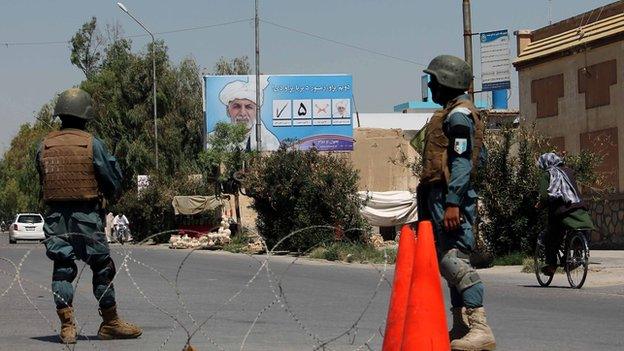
[368,233,385,248]
[169,216,232,249]
[368,232,398,251]
[245,233,265,254]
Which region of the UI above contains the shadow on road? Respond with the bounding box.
[520,284,576,289]
[31,334,99,344]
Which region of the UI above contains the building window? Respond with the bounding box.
[580,127,619,192]
[531,74,564,118]
[578,59,617,109]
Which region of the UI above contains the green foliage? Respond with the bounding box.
[81,38,204,182]
[199,122,254,184]
[213,56,251,75]
[0,18,256,228]
[476,126,547,255]
[476,125,605,256]
[309,242,397,264]
[114,173,215,243]
[492,252,527,266]
[244,147,369,252]
[565,152,611,195]
[222,232,253,253]
[0,104,57,219]
[70,16,102,78]
[69,18,211,238]
[393,123,605,257]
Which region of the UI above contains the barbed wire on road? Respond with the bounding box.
[0,226,394,350]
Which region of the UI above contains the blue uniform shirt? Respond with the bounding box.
[443,95,475,206]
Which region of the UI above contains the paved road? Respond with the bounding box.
[0,233,623,350]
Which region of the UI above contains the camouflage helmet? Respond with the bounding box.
[53,88,95,120]
[423,55,473,91]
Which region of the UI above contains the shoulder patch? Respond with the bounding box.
[454,138,468,154]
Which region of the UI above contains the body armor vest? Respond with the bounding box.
[420,98,485,185]
[41,129,99,202]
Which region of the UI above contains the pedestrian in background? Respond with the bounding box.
[105,212,114,243]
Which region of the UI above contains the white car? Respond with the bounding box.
[9,213,45,244]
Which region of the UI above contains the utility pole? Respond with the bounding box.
[254,0,262,151]
[462,0,474,100]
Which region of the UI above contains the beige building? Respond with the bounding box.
[513,1,624,247]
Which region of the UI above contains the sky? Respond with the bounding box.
[0,0,616,153]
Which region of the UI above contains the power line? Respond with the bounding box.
[1,18,252,47]
[4,17,426,68]
[260,19,426,67]
[142,18,252,37]
[2,40,68,47]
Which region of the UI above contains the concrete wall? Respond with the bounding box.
[350,128,418,192]
[237,128,418,231]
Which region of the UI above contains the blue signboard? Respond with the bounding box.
[204,74,354,151]
[480,30,511,91]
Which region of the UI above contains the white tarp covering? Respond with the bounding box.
[358,191,418,227]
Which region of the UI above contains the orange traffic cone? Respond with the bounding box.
[382,224,417,351]
[400,220,450,350]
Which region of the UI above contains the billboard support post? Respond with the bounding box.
[255,0,262,151]
[462,0,474,101]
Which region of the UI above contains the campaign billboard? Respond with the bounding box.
[204,74,354,151]
[480,30,511,91]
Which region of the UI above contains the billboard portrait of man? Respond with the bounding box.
[218,76,280,151]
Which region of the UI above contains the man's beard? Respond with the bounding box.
[231,115,254,129]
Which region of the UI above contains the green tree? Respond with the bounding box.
[0,17,257,235]
[79,37,204,183]
[0,103,57,219]
[476,125,605,256]
[213,56,251,75]
[70,16,103,78]
[244,147,368,252]
[392,124,605,258]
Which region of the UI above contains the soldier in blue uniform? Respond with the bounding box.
[37,88,142,344]
[418,55,496,350]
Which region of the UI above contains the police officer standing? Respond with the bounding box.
[418,55,496,350]
[37,88,142,344]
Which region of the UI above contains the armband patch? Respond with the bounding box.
[454,138,468,154]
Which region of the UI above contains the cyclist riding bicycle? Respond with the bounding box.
[535,152,595,276]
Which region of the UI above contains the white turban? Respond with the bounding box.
[219,76,269,107]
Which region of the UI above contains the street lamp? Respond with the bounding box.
[117,2,159,170]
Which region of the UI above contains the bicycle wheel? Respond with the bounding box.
[565,231,589,289]
[534,231,554,287]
